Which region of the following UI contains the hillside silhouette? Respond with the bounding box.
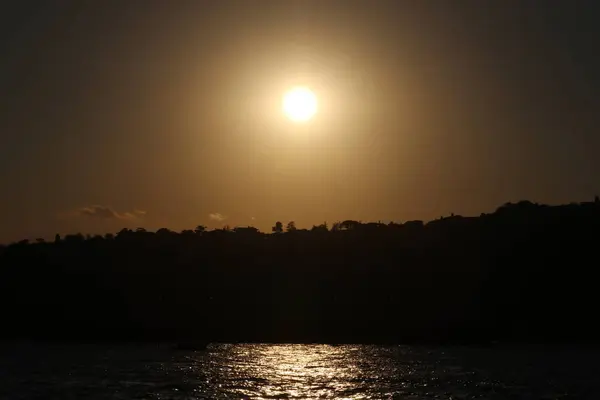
[1,199,599,345]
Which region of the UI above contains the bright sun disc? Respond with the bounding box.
[282,87,317,122]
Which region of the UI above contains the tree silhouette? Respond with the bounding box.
[311,222,328,232]
[233,226,259,235]
[1,197,599,345]
[272,221,283,233]
[340,220,359,230]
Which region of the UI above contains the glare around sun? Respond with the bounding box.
[282,87,317,122]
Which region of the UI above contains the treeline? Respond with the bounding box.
[0,199,599,344]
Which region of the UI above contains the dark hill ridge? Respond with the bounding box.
[1,199,599,344]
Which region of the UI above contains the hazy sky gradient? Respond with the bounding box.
[1,0,599,242]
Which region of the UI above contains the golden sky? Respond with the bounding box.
[1,1,599,241]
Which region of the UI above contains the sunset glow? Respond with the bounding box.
[282,87,318,122]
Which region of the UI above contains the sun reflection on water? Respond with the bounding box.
[200,344,416,399]
[252,345,356,399]
[2,342,591,399]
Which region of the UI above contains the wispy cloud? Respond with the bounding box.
[76,205,146,220]
[209,212,227,222]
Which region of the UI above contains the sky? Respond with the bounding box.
[1,0,599,242]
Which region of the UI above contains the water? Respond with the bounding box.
[0,342,597,399]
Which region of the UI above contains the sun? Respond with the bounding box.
[282,87,318,122]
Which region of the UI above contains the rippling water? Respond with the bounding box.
[0,342,597,399]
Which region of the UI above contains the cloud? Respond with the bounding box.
[124,209,146,218]
[209,212,227,222]
[76,205,146,220]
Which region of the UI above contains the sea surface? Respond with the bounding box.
[0,342,597,399]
